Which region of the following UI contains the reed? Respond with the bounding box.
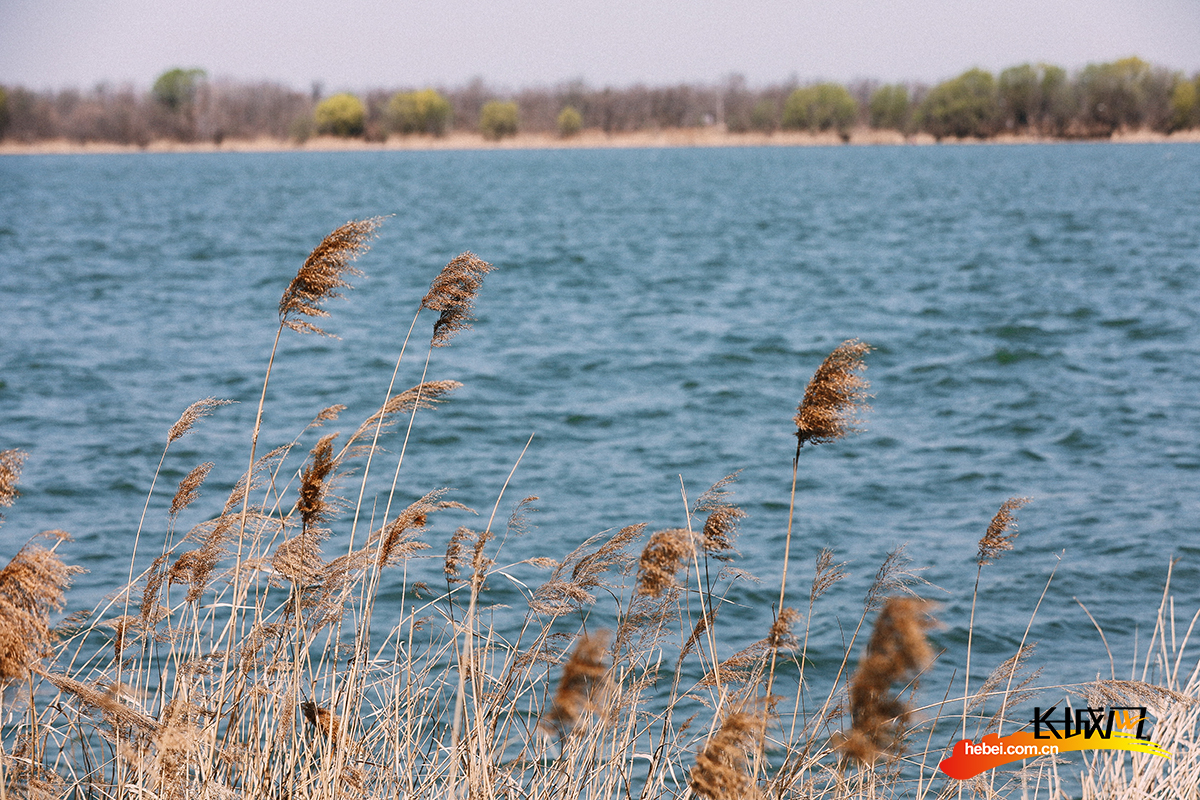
[1,222,1196,800]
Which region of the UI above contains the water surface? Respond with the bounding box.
[2,143,1198,705]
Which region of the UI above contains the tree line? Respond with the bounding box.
[2,57,1198,145]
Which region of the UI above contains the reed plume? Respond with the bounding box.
[170,461,213,517]
[368,490,463,568]
[970,643,1042,732]
[768,607,802,649]
[811,548,848,602]
[0,532,81,681]
[345,380,462,451]
[167,398,234,444]
[977,496,1032,566]
[0,448,27,509]
[308,403,345,428]
[530,524,645,616]
[700,608,800,686]
[701,506,745,560]
[793,339,871,449]
[636,528,695,597]
[270,532,324,587]
[863,544,922,611]
[421,252,494,346]
[538,630,612,739]
[297,432,341,532]
[138,555,169,626]
[444,526,475,585]
[690,700,770,800]
[278,217,382,336]
[42,672,159,734]
[840,596,936,763]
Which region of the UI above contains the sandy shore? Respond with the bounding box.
[2,127,1198,155]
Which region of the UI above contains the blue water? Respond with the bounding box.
[2,144,1199,709]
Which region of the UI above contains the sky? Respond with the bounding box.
[2,0,1198,92]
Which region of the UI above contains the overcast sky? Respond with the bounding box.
[3,0,1198,91]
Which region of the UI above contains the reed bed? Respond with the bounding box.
[1,220,1196,800]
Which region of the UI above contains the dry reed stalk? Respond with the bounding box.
[538,630,612,740]
[111,395,231,796]
[781,549,851,746]
[43,672,159,735]
[839,596,936,764]
[0,532,80,681]
[220,220,383,732]
[770,341,871,707]
[964,497,1032,739]
[690,700,771,800]
[151,696,206,800]
[278,217,382,337]
[420,252,494,346]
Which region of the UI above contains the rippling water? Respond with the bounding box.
[2,143,1198,700]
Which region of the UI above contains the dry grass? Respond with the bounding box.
[1,222,1196,800]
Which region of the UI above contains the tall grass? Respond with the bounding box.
[1,220,1196,799]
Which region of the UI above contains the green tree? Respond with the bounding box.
[314,93,366,137]
[998,64,1038,128]
[918,68,1000,139]
[479,100,518,140]
[868,84,910,131]
[781,83,858,133]
[998,63,1072,133]
[1169,75,1200,131]
[1077,56,1176,133]
[0,87,8,138]
[152,68,206,111]
[749,98,778,132]
[387,88,451,135]
[557,105,583,137]
[1036,64,1073,135]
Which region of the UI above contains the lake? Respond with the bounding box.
[2,142,1198,714]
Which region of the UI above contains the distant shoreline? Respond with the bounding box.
[3,126,1199,155]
